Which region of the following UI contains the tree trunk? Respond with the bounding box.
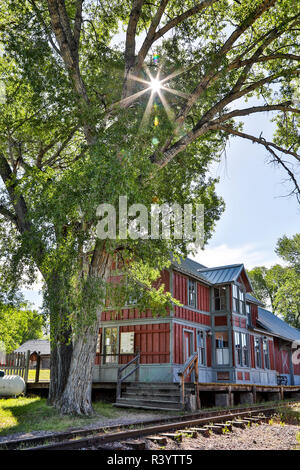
[57,246,112,415]
[58,321,100,415]
[48,337,73,406]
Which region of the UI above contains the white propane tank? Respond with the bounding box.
[0,374,25,397]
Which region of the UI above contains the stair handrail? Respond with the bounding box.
[178,351,200,410]
[116,351,140,400]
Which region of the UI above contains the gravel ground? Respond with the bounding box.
[144,423,300,450]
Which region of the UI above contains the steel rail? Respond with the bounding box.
[0,400,297,450]
[23,402,297,450]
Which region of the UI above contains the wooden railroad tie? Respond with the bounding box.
[121,440,146,450]
[160,433,183,442]
[228,420,247,429]
[203,425,224,434]
[180,430,198,438]
[189,427,211,437]
[147,436,168,445]
[212,423,233,432]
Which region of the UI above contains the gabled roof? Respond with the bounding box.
[197,264,253,291]
[15,339,50,355]
[171,257,212,285]
[257,308,300,343]
[172,258,253,290]
[246,293,264,306]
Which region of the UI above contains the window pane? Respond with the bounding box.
[215,331,229,365]
[188,280,196,307]
[104,328,118,364]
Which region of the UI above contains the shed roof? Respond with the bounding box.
[246,293,264,306]
[15,339,50,355]
[257,308,300,343]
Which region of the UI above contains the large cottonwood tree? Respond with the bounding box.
[0,0,299,414]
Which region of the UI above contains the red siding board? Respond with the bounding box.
[269,340,275,370]
[250,335,255,368]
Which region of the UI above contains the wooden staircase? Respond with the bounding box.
[114,351,200,411]
[114,382,182,411]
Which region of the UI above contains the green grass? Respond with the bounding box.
[0,396,118,437]
[276,403,300,425]
[27,369,50,382]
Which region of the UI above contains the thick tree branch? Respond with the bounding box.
[47,0,94,144]
[0,204,17,225]
[125,0,145,64]
[212,102,300,126]
[216,125,300,163]
[0,153,30,233]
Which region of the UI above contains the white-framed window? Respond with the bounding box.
[255,336,262,368]
[197,330,206,366]
[104,327,118,364]
[263,338,270,369]
[241,333,249,367]
[214,286,227,311]
[188,279,196,307]
[235,332,249,367]
[232,284,245,314]
[215,331,229,365]
[235,332,242,366]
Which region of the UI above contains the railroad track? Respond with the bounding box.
[0,401,297,450]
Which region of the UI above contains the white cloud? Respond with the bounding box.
[192,243,283,270]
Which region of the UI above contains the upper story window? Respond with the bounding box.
[232,284,245,314]
[188,279,196,307]
[214,286,227,311]
[263,338,270,369]
[255,336,262,368]
[246,303,252,326]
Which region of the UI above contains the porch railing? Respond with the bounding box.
[116,351,140,400]
[178,351,200,410]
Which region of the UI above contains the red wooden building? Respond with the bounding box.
[94,257,300,390]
